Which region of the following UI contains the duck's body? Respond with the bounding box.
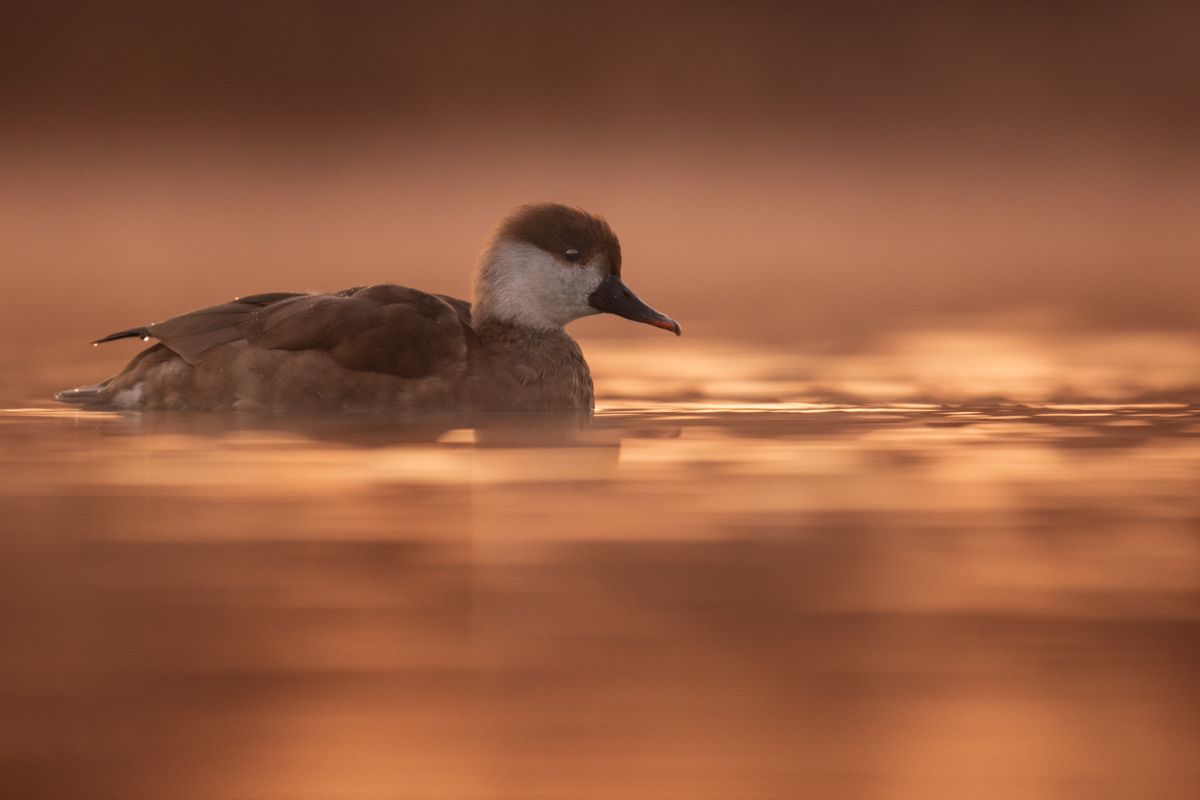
[57,204,678,414]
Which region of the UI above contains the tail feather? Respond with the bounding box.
[92,327,152,345]
[55,383,109,406]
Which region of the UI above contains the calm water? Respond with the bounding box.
[2,336,1199,799]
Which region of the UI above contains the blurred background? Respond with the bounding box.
[3,0,1198,352]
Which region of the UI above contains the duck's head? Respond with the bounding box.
[472,204,680,335]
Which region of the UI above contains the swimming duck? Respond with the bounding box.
[56,203,680,413]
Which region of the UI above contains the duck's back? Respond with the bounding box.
[59,285,476,412]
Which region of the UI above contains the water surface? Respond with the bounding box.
[2,337,1198,799]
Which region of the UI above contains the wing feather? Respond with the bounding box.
[93,286,473,379]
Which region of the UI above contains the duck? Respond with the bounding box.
[55,203,680,414]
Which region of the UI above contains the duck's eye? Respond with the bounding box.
[564,248,582,262]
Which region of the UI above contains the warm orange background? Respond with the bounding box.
[3,1,1198,346]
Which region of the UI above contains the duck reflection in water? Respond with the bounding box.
[103,408,655,449]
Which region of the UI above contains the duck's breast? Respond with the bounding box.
[471,327,594,413]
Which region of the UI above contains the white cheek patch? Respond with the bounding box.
[476,242,606,329]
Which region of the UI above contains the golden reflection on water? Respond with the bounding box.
[583,327,1200,405]
[2,336,1200,799]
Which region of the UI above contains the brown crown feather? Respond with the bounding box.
[496,203,622,276]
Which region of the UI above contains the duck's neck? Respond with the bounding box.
[473,318,576,350]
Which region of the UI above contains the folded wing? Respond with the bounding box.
[94,285,474,379]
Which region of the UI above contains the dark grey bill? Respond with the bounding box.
[587,275,681,335]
